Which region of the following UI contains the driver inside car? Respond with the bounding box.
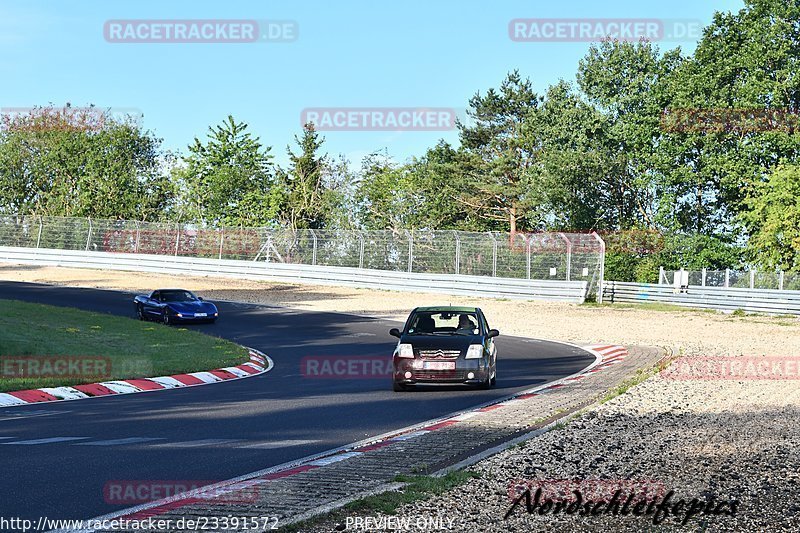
[457,314,476,333]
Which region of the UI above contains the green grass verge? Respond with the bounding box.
[581,301,715,313]
[0,299,249,392]
[599,354,675,405]
[280,470,480,532]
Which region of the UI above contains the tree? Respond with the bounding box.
[661,0,800,234]
[0,105,173,220]
[355,142,472,231]
[532,80,620,231]
[743,164,800,271]
[458,71,542,233]
[577,40,682,230]
[177,115,279,226]
[276,124,333,230]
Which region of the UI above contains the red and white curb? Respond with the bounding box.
[67,344,628,531]
[0,350,272,407]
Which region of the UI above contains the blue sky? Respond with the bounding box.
[1,0,744,167]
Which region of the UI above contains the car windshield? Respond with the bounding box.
[406,311,479,336]
[159,290,197,302]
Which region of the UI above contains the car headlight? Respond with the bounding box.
[396,343,414,358]
[176,313,183,317]
[465,344,484,359]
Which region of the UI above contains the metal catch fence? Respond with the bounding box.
[660,268,800,291]
[0,215,606,298]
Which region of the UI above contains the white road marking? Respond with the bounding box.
[0,409,66,422]
[0,393,27,407]
[147,376,184,388]
[188,372,222,384]
[390,430,428,442]
[220,366,251,378]
[308,452,362,466]
[155,439,239,448]
[98,381,142,394]
[74,437,165,446]
[2,437,90,445]
[237,439,319,449]
[39,387,89,400]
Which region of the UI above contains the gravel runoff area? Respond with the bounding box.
[2,264,800,531]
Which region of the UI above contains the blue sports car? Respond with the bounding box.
[134,289,219,325]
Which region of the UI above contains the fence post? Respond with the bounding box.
[358,231,365,269]
[36,217,43,249]
[725,268,730,288]
[406,230,413,273]
[779,270,785,291]
[701,268,707,287]
[559,233,572,281]
[591,231,606,304]
[659,266,665,285]
[487,232,497,277]
[218,227,224,260]
[453,230,460,275]
[750,269,755,289]
[310,229,317,266]
[85,218,93,251]
[134,221,141,253]
[526,235,531,280]
[174,223,180,256]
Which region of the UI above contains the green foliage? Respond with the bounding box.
[176,115,279,226]
[743,164,800,271]
[356,142,471,231]
[0,105,173,220]
[458,71,542,232]
[276,124,325,229]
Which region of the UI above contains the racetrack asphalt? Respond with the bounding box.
[0,280,594,523]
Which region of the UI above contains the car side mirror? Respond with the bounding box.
[389,328,401,338]
[198,297,204,301]
[488,329,500,338]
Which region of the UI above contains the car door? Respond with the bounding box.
[144,291,161,316]
[480,310,497,367]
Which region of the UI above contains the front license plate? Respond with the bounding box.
[423,361,455,371]
[194,313,207,317]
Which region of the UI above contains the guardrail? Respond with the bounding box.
[602,280,800,315]
[0,246,589,303]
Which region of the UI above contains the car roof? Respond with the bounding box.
[151,289,195,295]
[413,306,479,313]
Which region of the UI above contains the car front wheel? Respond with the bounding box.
[136,304,145,321]
[478,371,492,390]
[162,311,171,326]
